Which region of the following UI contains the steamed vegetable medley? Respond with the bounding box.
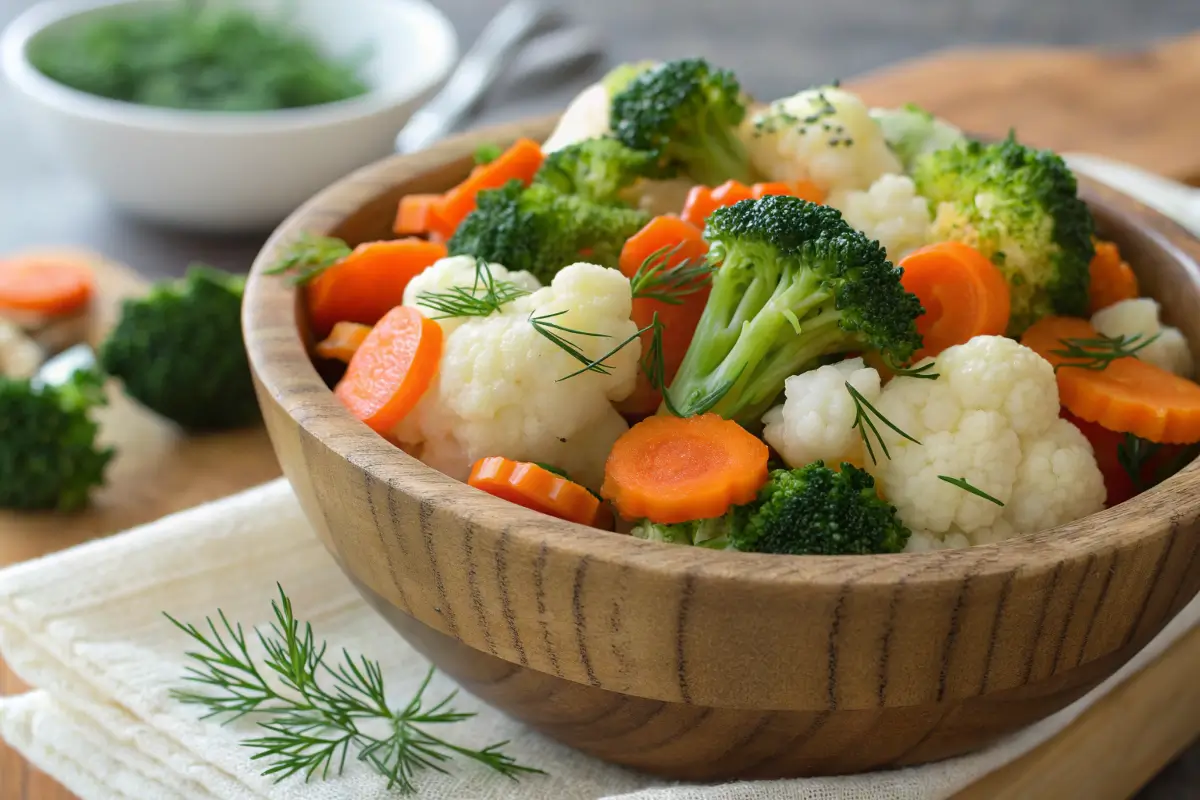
[273,58,1200,555]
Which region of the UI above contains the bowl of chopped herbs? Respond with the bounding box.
[0,0,458,231]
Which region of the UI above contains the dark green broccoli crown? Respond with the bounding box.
[912,133,1094,326]
[0,369,113,512]
[706,195,924,361]
[447,180,649,282]
[99,265,257,432]
[533,137,656,206]
[731,463,910,555]
[609,57,754,185]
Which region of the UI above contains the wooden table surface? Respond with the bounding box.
[2,0,1200,797]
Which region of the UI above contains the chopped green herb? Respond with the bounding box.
[1051,333,1160,372]
[473,143,503,165]
[938,475,1004,506]
[414,260,528,319]
[264,233,352,285]
[628,243,714,304]
[847,382,921,465]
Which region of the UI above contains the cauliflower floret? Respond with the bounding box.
[1091,297,1193,378]
[0,320,44,379]
[869,335,1106,548]
[761,358,880,468]
[741,86,902,195]
[542,82,612,153]
[402,256,542,336]
[828,174,930,261]
[394,263,638,489]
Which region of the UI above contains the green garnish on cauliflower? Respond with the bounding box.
[911,134,1095,334]
[394,262,639,490]
[402,255,541,337]
[828,173,930,261]
[1091,298,1193,378]
[865,336,1106,550]
[743,86,902,194]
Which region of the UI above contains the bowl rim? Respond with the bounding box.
[0,0,459,134]
[244,115,1200,589]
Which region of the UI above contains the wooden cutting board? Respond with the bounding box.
[0,251,282,800]
[4,33,1200,800]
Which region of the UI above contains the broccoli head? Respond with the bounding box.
[631,513,736,549]
[533,137,657,206]
[911,133,1095,334]
[731,463,910,555]
[99,265,258,432]
[0,368,113,511]
[609,57,755,186]
[447,180,650,283]
[664,194,923,425]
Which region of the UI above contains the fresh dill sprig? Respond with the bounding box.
[638,313,738,417]
[473,142,503,165]
[888,360,939,380]
[164,585,543,794]
[1051,333,1160,372]
[938,475,1004,506]
[628,243,715,305]
[529,310,649,382]
[264,233,353,286]
[847,382,920,465]
[415,259,528,319]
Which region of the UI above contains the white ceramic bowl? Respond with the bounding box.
[0,0,458,232]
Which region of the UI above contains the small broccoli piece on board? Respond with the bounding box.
[731,462,911,555]
[100,265,257,432]
[911,134,1095,334]
[447,180,650,283]
[0,368,113,511]
[610,57,755,186]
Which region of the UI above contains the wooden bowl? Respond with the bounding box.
[243,117,1200,780]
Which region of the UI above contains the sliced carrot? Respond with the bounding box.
[616,215,711,416]
[683,180,825,228]
[1022,316,1200,444]
[709,179,754,205]
[783,179,825,204]
[435,138,544,233]
[468,457,600,526]
[314,321,372,363]
[601,413,769,524]
[0,256,95,316]
[898,241,1011,359]
[306,238,447,337]
[1088,240,1139,314]
[334,306,442,434]
[681,185,723,228]
[393,193,454,239]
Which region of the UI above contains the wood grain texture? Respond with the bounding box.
[243,117,1200,780]
[845,33,1200,185]
[0,253,282,800]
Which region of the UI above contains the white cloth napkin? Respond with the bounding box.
[2,163,1199,800]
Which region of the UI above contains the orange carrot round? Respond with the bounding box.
[616,215,711,416]
[783,179,826,204]
[709,179,754,205]
[898,241,1011,358]
[393,194,454,240]
[601,413,769,524]
[1022,316,1200,444]
[435,138,544,233]
[468,457,600,525]
[306,238,447,337]
[0,256,95,316]
[1088,240,1139,314]
[314,321,372,363]
[334,306,442,434]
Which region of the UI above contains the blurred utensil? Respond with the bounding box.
[1065,153,1200,238]
[394,1,602,153]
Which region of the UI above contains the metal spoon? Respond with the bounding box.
[394,1,602,153]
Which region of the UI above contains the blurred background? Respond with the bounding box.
[1,0,1199,795]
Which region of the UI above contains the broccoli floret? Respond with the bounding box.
[447,180,650,282]
[100,265,257,432]
[631,514,736,549]
[533,137,656,206]
[0,368,113,511]
[911,133,1095,334]
[869,103,967,171]
[609,57,755,186]
[602,60,656,97]
[664,194,923,425]
[731,463,910,555]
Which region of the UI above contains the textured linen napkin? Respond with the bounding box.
[2,164,1199,800]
